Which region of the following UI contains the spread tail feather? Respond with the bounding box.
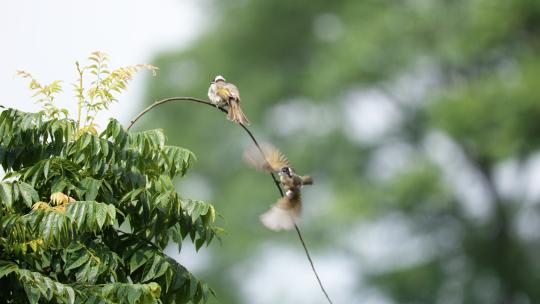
[260,206,298,231]
[227,100,250,125]
[260,194,301,231]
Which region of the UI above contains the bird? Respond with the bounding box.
[208,75,250,125]
[244,143,313,231]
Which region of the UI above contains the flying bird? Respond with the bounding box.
[245,143,313,231]
[208,75,250,125]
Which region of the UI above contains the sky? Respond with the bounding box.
[0,0,204,127]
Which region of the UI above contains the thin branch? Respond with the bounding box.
[127,96,333,304]
[127,97,225,131]
[294,223,333,304]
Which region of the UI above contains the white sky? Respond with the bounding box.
[0,0,205,127]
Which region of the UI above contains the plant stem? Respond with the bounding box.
[127,97,221,131]
[75,62,84,131]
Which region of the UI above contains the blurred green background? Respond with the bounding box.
[135,0,540,303]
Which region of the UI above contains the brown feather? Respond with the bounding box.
[262,144,289,171]
[259,189,301,231]
[244,143,289,172]
[228,100,250,125]
[301,175,313,185]
[276,189,302,214]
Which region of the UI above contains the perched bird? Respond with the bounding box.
[208,75,250,125]
[244,143,313,231]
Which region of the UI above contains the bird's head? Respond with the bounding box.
[281,166,293,178]
[212,75,226,84]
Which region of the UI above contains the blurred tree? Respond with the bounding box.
[139,0,540,303]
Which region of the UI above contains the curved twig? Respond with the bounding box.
[127,97,224,131]
[294,223,333,303]
[127,96,333,304]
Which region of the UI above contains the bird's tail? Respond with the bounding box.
[227,100,250,125]
[301,175,314,185]
[260,192,301,231]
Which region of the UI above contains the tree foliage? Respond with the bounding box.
[0,53,219,303]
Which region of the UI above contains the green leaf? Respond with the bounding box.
[0,182,13,208]
[127,288,142,304]
[182,199,210,223]
[80,132,92,150]
[17,182,39,207]
[23,284,41,304]
[41,212,66,247]
[141,255,169,283]
[65,250,91,272]
[96,205,107,229]
[195,238,205,251]
[202,205,216,225]
[65,201,116,232]
[130,250,152,274]
[43,159,50,179]
[7,263,76,304]
[51,178,70,193]
[0,261,18,278]
[80,177,102,201]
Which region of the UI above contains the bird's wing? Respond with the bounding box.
[225,83,241,101]
[264,144,290,171]
[244,143,290,172]
[215,84,233,100]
